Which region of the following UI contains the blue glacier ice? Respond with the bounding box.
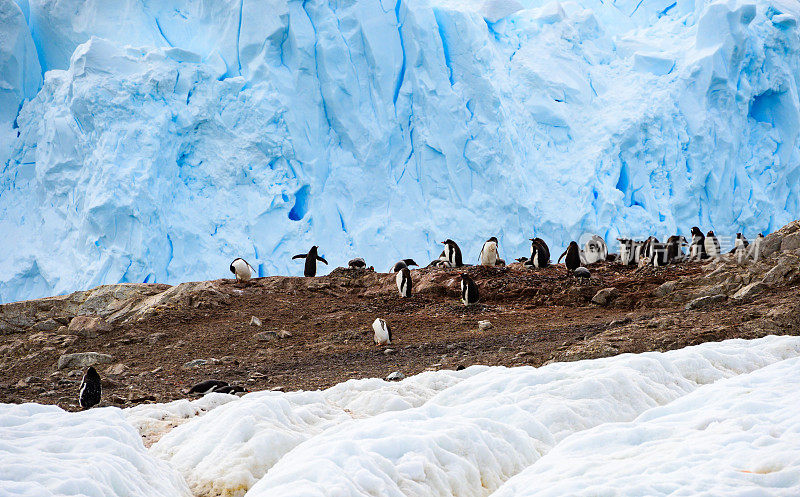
[1,0,799,302]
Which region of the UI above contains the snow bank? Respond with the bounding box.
[1,0,800,302]
[491,353,800,496]
[0,403,190,497]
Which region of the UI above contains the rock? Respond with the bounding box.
[220,356,238,364]
[33,318,61,332]
[591,287,619,306]
[761,257,797,286]
[685,294,727,310]
[386,371,405,381]
[277,329,293,339]
[182,359,208,369]
[56,325,68,334]
[105,363,128,375]
[249,316,262,327]
[147,332,167,344]
[256,331,277,341]
[57,352,113,370]
[610,317,632,326]
[383,348,396,355]
[780,232,800,253]
[478,320,493,331]
[68,316,112,338]
[654,280,678,297]
[732,282,767,301]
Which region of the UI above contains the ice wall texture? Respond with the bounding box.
[1,0,800,302]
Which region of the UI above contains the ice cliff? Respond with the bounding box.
[1,0,799,302]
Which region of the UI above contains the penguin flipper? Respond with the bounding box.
[557,250,568,264]
[317,256,328,265]
[292,254,307,260]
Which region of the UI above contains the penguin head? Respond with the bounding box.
[690,227,702,236]
[736,233,743,239]
[310,245,318,252]
[569,241,579,250]
[85,366,100,381]
[758,233,764,238]
[706,230,715,237]
[403,259,419,267]
[487,237,498,244]
[441,239,455,245]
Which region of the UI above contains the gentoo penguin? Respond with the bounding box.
[581,235,608,264]
[229,258,255,282]
[348,258,366,269]
[617,238,634,266]
[495,259,506,267]
[689,227,706,260]
[574,266,591,284]
[730,233,749,253]
[213,385,247,395]
[292,246,328,277]
[665,235,687,263]
[529,238,551,268]
[185,380,229,395]
[640,236,661,266]
[372,318,391,345]
[479,237,500,266]
[391,259,419,272]
[396,267,412,297]
[748,233,764,261]
[441,239,463,267]
[460,274,480,305]
[78,366,102,410]
[704,231,720,258]
[558,241,581,271]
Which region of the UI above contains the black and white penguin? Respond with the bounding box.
[185,380,229,395]
[558,241,581,271]
[748,233,764,261]
[372,318,392,345]
[730,233,749,253]
[229,258,255,282]
[665,235,687,263]
[79,366,102,410]
[292,246,328,277]
[460,274,479,305]
[581,235,608,264]
[396,267,412,297]
[348,258,367,269]
[441,239,463,267]
[213,385,247,395]
[616,238,635,266]
[574,266,591,284]
[529,238,551,268]
[479,237,500,266]
[704,231,720,258]
[689,227,706,260]
[391,259,419,272]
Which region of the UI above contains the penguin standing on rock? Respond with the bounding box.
[348,258,367,269]
[558,242,581,271]
[529,238,551,268]
[442,239,463,267]
[79,366,102,410]
[460,274,479,305]
[479,237,500,266]
[704,231,720,258]
[396,267,412,297]
[372,318,392,345]
[730,233,749,253]
[230,258,255,282]
[689,227,706,260]
[292,246,328,277]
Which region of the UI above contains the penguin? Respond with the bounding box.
[372,318,391,345]
[529,238,551,268]
[640,236,661,266]
[616,238,634,266]
[185,380,229,395]
[391,259,418,272]
[730,233,749,253]
[558,241,581,271]
[460,274,480,305]
[292,246,328,277]
[574,266,591,284]
[689,227,706,260]
[213,385,248,395]
[748,233,764,261]
[632,240,645,265]
[665,235,688,263]
[704,231,720,258]
[78,366,102,410]
[396,267,412,297]
[229,258,255,282]
[441,239,463,267]
[479,237,499,266]
[348,258,367,269]
[581,235,608,264]
[495,259,506,267]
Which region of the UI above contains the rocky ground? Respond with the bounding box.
[2,221,799,411]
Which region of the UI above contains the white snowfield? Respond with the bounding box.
[3,336,800,497]
[2,0,800,302]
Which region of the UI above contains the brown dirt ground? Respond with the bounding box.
[1,260,798,410]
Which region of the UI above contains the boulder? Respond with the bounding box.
[68,316,113,338]
[685,294,727,310]
[591,287,619,306]
[56,352,113,370]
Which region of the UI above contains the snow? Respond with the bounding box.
[2,336,800,496]
[0,403,189,497]
[1,0,800,302]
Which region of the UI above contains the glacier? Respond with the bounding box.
[1,0,800,302]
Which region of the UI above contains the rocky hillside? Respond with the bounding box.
[1,221,799,410]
